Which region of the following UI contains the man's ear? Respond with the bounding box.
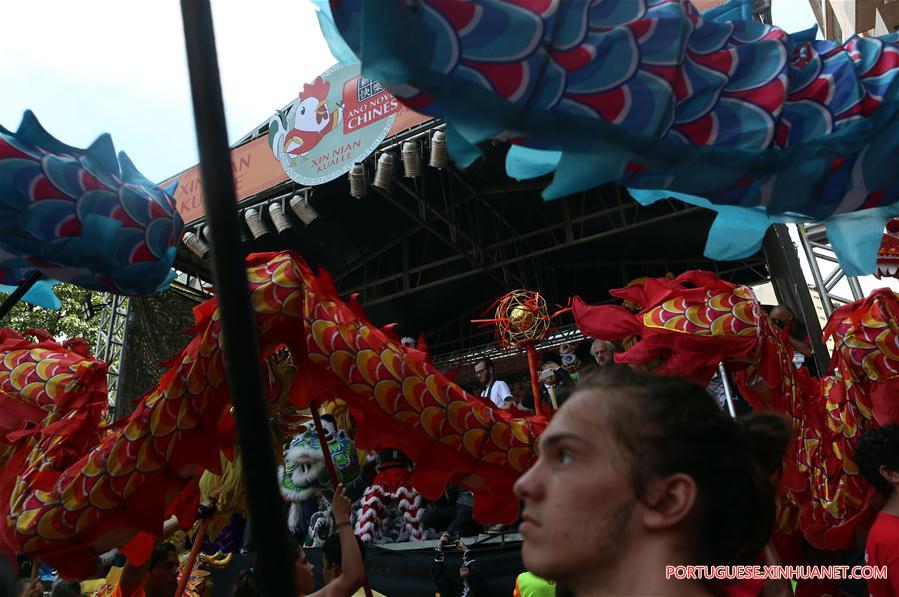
[640,473,698,530]
[879,465,899,486]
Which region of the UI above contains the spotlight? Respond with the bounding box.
[289,192,318,225]
[373,152,394,190]
[349,162,367,198]
[268,201,291,234]
[182,230,209,259]
[244,207,270,239]
[429,129,448,169]
[402,140,422,178]
[198,224,209,242]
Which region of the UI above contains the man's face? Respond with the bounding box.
[591,342,614,366]
[542,369,557,386]
[513,389,637,586]
[770,307,793,328]
[146,551,180,597]
[474,362,491,384]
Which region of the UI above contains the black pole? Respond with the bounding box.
[0,271,44,320]
[763,225,830,375]
[179,3,294,596]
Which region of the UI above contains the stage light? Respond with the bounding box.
[268,201,291,234]
[182,230,209,259]
[373,152,394,190]
[244,207,270,239]
[429,129,448,169]
[289,191,318,225]
[402,140,422,178]
[349,162,367,198]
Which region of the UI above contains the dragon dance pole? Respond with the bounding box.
[175,517,212,597]
[0,271,44,321]
[179,2,294,595]
[310,404,340,488]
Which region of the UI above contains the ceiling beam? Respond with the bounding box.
[360,207,703,306]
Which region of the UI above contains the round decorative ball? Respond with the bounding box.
[509,305,535,331]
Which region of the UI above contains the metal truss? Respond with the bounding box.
[753,0,772,24]
[171,269,215,303]
[335,169,706,307]
[94,293,130,407]
[797,223,864,318]
[342,167,558,304]
[433,324,588,370]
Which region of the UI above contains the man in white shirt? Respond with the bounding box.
[475,357,513,409]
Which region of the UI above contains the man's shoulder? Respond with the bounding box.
[872,512,899,534]
[868,513,899,556]
[492,379,513,398]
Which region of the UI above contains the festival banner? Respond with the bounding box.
[163,136,289,224]
[267,62,398,186]
[163,65,429,224]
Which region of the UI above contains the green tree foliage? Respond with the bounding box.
[0,283,105,349]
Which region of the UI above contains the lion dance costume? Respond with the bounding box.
[354,448,425,544]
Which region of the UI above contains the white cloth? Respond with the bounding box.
[481,379,512,408]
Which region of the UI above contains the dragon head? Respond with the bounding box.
[575,270,763,384]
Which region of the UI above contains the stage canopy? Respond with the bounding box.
[170,118,769,364]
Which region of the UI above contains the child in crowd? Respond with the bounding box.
[855,425,899,597]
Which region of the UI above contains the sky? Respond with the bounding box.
[0,1,335,183]
[1,0,820,184]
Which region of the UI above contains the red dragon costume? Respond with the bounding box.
[0,252,545,576]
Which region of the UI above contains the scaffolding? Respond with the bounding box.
[796,223,864,318]
[94,293,129,407]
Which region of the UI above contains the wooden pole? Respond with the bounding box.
[175,517,212,597]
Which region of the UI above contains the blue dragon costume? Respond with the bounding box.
[0,111,183,307]
[317,0,899,276]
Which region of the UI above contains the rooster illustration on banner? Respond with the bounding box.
[270,76,342,163]
[268,63,398,186]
